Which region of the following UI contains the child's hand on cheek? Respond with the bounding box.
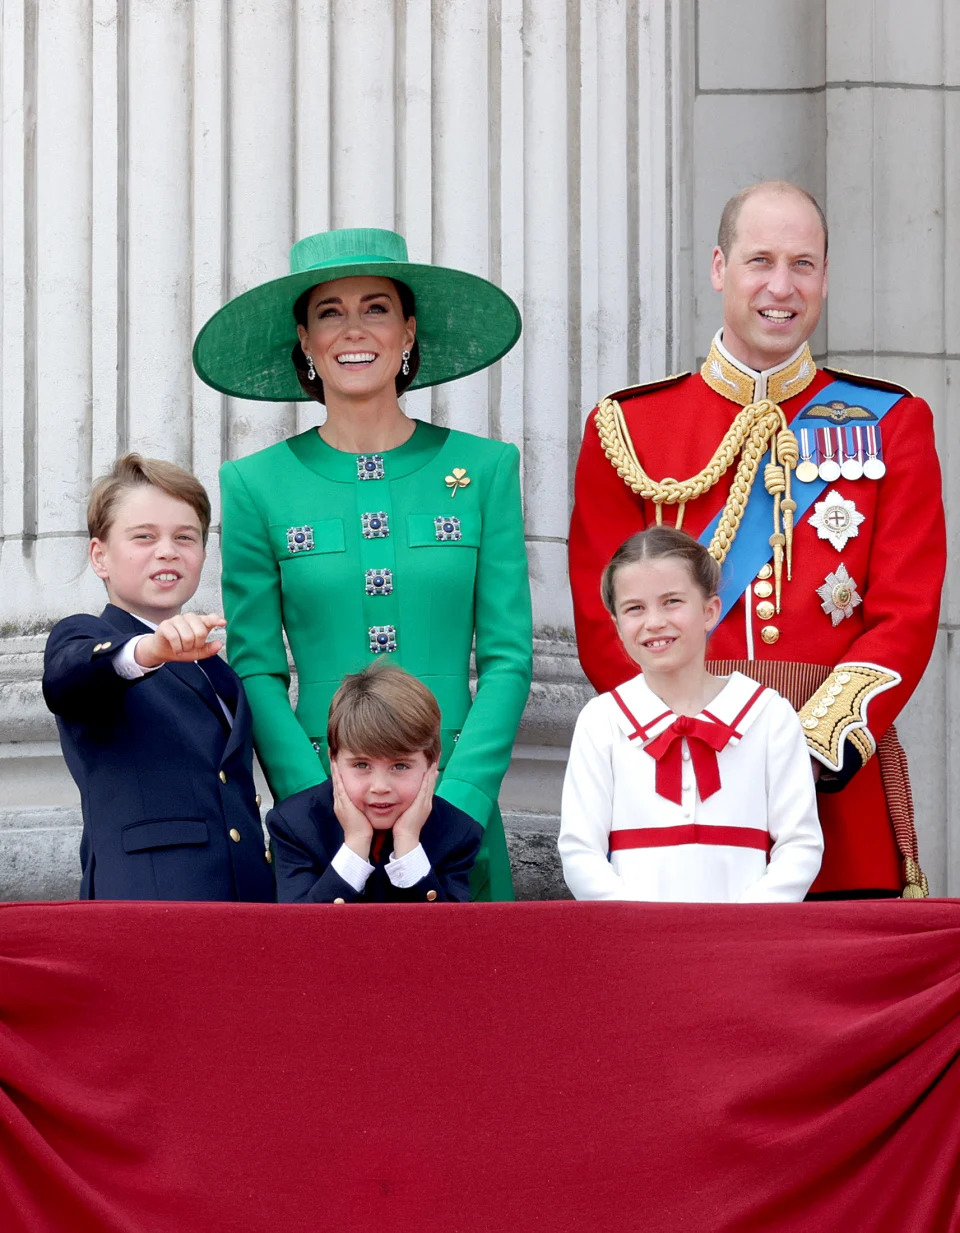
[331,759,373,861]
[392,763,438,857]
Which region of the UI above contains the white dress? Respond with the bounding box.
[559,671,823,903]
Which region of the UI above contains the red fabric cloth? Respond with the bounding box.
[1,900,959,1233]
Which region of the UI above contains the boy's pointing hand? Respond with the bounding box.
[134,613,227,667]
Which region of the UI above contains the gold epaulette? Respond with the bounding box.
[797,662,901,773]
[822,365,913,398]
[600,372,691,405]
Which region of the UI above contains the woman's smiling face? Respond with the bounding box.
[296,275,416,404]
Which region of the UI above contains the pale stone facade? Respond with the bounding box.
[2,0,956,897]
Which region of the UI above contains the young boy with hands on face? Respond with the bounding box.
[43,454,275,902]
[268,664,482,903]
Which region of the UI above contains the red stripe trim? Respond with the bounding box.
[609,825,772,853]
[700,684,766,741]
[609,689,672,742]
[730,684,766,730]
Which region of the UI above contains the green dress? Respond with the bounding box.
[219,419,533,901]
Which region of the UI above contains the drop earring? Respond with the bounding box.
[306,354,316,381]
[401,349,411,377]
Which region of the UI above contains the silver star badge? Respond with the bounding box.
[816,563,862,626]
[808,489,865,552]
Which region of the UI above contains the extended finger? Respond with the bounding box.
[158,618,186,654]
[181,612,215,646]
[194,640,224,660]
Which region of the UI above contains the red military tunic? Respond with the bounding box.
[568,335,946,895]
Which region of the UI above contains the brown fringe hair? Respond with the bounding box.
[328,663,441,763]
[87,454,212,546]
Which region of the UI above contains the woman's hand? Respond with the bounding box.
[134,613,226,667]
[392,763,438,857]
[331,759,373,860]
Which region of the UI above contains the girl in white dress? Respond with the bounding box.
[559,528,823,902]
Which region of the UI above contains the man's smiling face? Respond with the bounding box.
[710,187,828,372]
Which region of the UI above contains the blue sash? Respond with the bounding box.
[700,379,904,624]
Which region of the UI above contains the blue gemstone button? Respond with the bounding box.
[365,568,394,596]
[369,624,397,653]
[357,454,385,480]
[286,525,315,553]
[362,512,390,539]
[434,515,462,542]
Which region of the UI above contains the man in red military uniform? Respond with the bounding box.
[569,181,946,897]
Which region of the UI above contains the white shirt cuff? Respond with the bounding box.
[330,843,374,893]
[385,843,431,888]
[112,635,162,679]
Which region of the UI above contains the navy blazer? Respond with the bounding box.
[43,604,276,902]
[268,780,482,903]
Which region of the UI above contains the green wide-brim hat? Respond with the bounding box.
[192,227,522,401]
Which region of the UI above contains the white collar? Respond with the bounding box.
[608,671,773,743]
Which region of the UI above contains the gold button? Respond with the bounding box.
[219,770,227,784]
[760,625,779,645]
[755,600,775,620]
[229,828,241,842]
[820,695,835,707]
[753,580,773,598]
[756,563,773,580]
[333,897,345,904]
[425,889,438,901]
[101,641,112,650]
[812,705,828,718]
[828,683,843,696]
[255,794,262,808]
[93,643,103,652]
[802,717,819,730]
[836,672,851,684]
[264,849,273,864]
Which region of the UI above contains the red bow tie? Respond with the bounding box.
[643,714,737,805]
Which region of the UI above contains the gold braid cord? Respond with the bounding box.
[596,397,799,585]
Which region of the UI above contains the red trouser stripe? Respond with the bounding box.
[609,825,772,853]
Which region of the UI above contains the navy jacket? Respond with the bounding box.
[268,780,482,903]
[43,604,276,902]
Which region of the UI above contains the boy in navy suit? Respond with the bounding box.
[43,454,275,901]
[268,664,482,903]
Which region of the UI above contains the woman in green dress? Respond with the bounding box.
[192,229,531,900]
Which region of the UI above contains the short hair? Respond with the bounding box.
[87,454,212,545]
[717,181,828,259]
[327,663,441,763]
[601,526,721,615]
[291,277,421,403]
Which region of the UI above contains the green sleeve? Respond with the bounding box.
[434,443,533,828]
[219,460,327,800]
